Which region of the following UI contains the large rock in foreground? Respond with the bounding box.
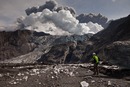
[105,41,130,68]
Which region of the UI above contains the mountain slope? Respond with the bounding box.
[84,14,130,68]
[0,30,36,61]
[0,30,92,63]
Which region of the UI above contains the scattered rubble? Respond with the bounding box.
[107,81,111,86]
[0,64,130,87]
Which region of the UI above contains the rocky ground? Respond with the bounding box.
[0,63,130,87]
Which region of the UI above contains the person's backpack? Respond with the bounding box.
[98,56,100,61]
[93,56,100,64]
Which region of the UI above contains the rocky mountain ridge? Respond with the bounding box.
[0,30,92,63]
[83,14,130,68]
[0,14,130,69]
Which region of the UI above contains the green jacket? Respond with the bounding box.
[92,55,99,64]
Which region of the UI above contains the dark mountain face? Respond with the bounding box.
[0,30,53,61]
[84,15,130,68]
[1,14,130,67]
[0,30,36,61]
[76,13,109,28]
[0,30,92,63]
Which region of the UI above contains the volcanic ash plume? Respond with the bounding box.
[25,0,58,15]
[22,9,103,35]
[0,0,103,35]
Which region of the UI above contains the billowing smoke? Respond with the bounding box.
[0,0,104,35]
[76,13,109,28]
[25,0,57,15]
[0,24,19,31]
[23,0,103,35]
[55,6,76,16]
[25,7,38,16]
[25,0,76,16]
[22,9,103,35]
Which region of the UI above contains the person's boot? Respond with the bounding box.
[93,69,96,75]
[93,73,96,75]
[96,69,99,75]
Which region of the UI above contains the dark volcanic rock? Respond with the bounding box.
[37,40,92,64]
[37,41,77,64]
[104,41,130,68]
[0,29,92,63]
[37,44,69,64]
[0,30,36,61]
[33,31,50,36]
[84,14,130,68]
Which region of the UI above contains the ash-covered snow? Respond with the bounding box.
[0,74,3,77]
[0,64,129,87]
[80,81,89,87]
[52,65,78,76]
[108,81,112,86]
[5,64,80,86]
[23,76,28,81]
[102,65,120,70]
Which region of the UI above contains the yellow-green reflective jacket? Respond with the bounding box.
[92,55,99,64]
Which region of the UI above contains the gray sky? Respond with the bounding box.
[0,0,130,26]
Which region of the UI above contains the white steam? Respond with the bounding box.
[0,0,103,35]
[22,9,103,35]
[0,24,19,31]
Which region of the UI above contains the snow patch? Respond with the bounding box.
[23,76,28,81]
[80,81,89,87]
[53,65,78,76]
[108,81,112,86]
[0,74,3,77]
[102,65,120,70]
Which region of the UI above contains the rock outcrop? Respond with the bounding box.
[0,29,92,63]
[84,14,130,68]
[1,14,130,66]
[37,41,78,64]
[0,30,52,62]
[104,41,130,68]
[37,38,94,64]
[0,30,36,61]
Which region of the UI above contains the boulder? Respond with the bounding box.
[37,44,69,64]
[105,41,130,68]
[37,41,81,64]
[0,30,36,61]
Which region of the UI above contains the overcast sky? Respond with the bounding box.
[0,0,130,26]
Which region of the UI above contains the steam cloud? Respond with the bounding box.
[0,24,19,31]
[55,6,76,16]
[22,0,103,35]
[25,0,76,16]
[25,0,57,15]
[22,9,103,35]
[0,0,104,35]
